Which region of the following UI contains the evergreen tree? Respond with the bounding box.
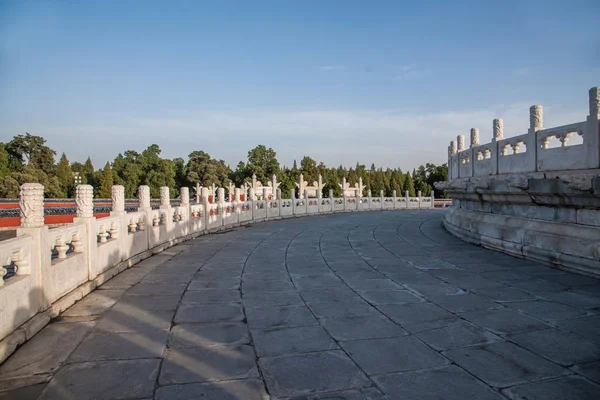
[403,173,416,197]
[56,153,73,197]
[98,162,114,198]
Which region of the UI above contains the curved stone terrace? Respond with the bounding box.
[1,210,599,399]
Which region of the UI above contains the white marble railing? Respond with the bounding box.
[448,87,600,179]
[0,183,433,362]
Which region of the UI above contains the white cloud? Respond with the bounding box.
[22,102,588,171]
[317,65,345,72]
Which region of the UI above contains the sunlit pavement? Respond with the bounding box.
[1,210,599,399]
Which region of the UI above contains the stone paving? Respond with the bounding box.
[1,210,600,399]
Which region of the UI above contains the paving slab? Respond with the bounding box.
[259,351,371,398]
[341,336,449,375]
[246,305,319,329]
[357,289,422,305]
[443,341,569,388]
[287,387,387,399]
[252,326,339,357]
[181,289,241,304]
[113,294,181,311]
[571,361,600,384]
[429,293,503,313]
[308,300,381,319]
[68,330,168,362]
[155,379,269,400]
[373,365,505,400]
[320,315,407,341]
[0,322,95,379]
[96,309,173,333]
[243,291,305,308]
[168,322,250,348]
[159,345,259,384]
[507,328,600,366]
[174,303,244,323]
[459,308,551,335]
[472,287,537,302]
[188,279,240,290]
[61,289,125,317]
[38,359,160,400]
[506,300,591,323]
[416,321,503,351]
[502,375,600,400]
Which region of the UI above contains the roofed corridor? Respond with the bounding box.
[1,210,599,400]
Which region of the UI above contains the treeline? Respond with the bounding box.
[0,133,448,199]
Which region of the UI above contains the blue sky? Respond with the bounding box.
[1,0,598,170]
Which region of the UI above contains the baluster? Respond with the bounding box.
[138,217,146,230]
[109,222,119,239]
[55,237,69,259]
[71,233,84,253]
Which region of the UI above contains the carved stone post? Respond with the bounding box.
[180,187,190,205]
[159,187,170,208]
[217,188,225,205]
[493,119,504,141]
[17,183,46,308]
[249,188,256,201]
[392,189,397,209]
[329,189,333,199]
[317,175,323,199]
[431,190,435,208]
[263,188,268,201]
[138,186,151,210]
[529,105,543,132]
[303,189,309,202]
[276,188,282,201]
[234,188,241,202]
[405,190,409,208]
[111,185,125,215]
[418,190,422,209]
[457,135,465,152]
[76,185,94,218]
[588,87,600,169]
[470,128,480,148]
[19,183,45,228]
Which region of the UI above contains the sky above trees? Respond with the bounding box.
[0,1,598,169]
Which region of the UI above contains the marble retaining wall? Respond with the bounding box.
[0,183,434,363]
[436,86,600,277]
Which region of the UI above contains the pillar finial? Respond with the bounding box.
[19,183,45,227]
[493,118,504,141]
[76,184,94,218]
[530,105,543,131]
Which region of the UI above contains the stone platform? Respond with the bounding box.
[1,210,599,400]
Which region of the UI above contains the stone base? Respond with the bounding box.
[436,170,600,277]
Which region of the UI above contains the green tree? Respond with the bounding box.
[56,153,73,197]
[6,133,57,174]
[403,173,416,197]
[246,145,279,183]
[98,162,114,198]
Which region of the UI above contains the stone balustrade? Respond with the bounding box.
[436,86,600,276]
[0,184,433,363]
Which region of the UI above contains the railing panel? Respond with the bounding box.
[239,202,252,222]
[94,215,123,276]
[497,133,535,174]
[267,200,280,218]
[294,199,307,215]
[222,202,239,226]
[189,204,205,233]
[44,222,88,303]
[206,204,223,229]
[123,211,149,259]
[307,199,319,214]
[280,200,293,217]
[382,197,394,209]
[319,199,332,213]
[254,200,267,220]
[332,198,344,212]
[0,235,36,340]
[536,122,590,172]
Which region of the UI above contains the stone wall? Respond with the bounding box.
[436,86,600,276]
[0,184,433,363]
